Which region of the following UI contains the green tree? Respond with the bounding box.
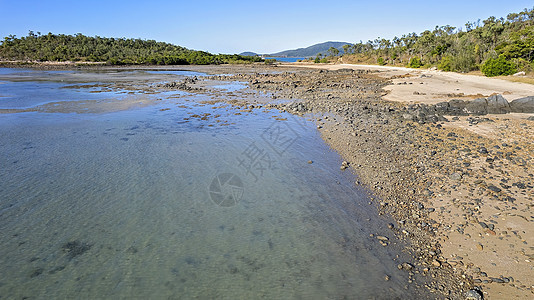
[327,47,340,57]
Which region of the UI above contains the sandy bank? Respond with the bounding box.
[286,63,534,105]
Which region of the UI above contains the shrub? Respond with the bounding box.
[377,57,386,65]
[438,56,452,71]
[409,57,422,68]
[481,55,517,77]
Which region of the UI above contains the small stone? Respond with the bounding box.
[488,185,501,193]
[376,236,389,241]
[307,160,313,164]
[432,259,441,267]
[465,289,483,300]
[492,277,505,283]
[384,275,390,281]
[401,262,414,270]
[450,172,462,181]
[476,243,484,251]
[486,229,496,236]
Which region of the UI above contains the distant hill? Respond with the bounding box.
[268,41,352,57]
[239,51,259,56]
[0,32,263,65]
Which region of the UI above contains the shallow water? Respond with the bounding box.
[0,68,421,299]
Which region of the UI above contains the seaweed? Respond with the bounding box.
[61,241,92,259]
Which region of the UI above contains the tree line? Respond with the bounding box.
[0,32,263,65]
[339,7,534,76]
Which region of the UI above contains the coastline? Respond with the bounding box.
[199,64,533,299]
[2,63,533,298]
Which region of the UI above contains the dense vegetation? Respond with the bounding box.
[0,32,263,65]
[339,7,534,76]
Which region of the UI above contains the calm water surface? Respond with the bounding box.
[0,68,421,299]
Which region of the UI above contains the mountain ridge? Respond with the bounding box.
[240,41,352,58]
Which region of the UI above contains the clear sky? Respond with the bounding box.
[0,0,532,54]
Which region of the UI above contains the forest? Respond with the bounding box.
[336,7,534,76]
[0,32,263,65]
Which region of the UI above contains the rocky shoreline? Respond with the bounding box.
[199,66,533,299]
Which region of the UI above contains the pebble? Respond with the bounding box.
[450,172,462,180]
[488,185,502,193]
[464,289,483,300]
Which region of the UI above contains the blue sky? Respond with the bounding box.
[0,0,532,54]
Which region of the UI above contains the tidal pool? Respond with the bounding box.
[0,68,424,299]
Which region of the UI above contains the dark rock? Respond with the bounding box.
[510,96,534,113]
[491,277,505,283]
[487,185,502,193]
[465,98,488,115]
[465,289,483,300]
[447,99,468,116]
[513,182,526,189]
[486,94,510,114]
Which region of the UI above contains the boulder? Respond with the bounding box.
[486,94,510,114]
[464,98,488,115]
[510,96,534,113]
[447,99,468,115]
